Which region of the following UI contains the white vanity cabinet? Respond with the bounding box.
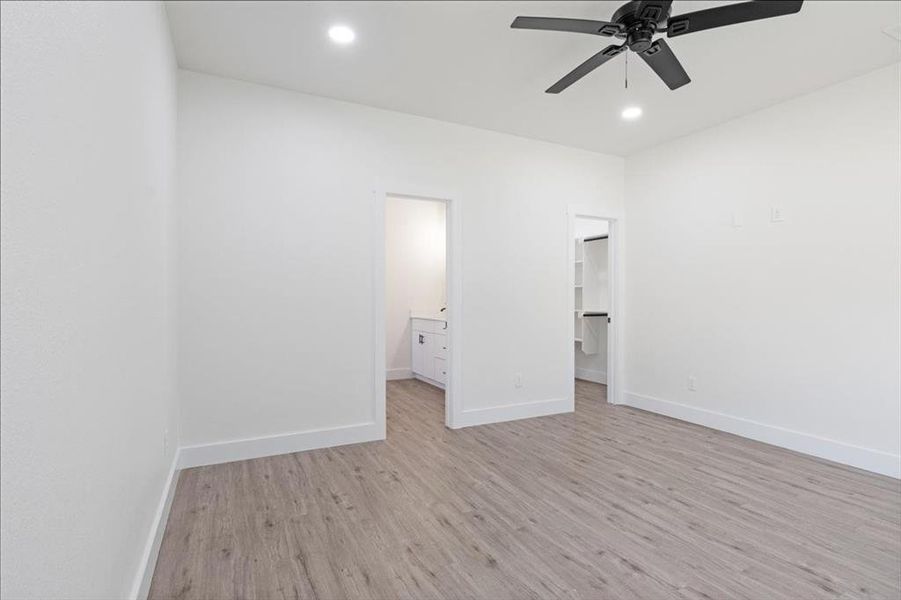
[411,316,447,388]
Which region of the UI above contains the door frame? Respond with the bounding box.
[373,189,463,434]
[567,207,623,406]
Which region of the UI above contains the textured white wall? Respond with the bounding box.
[0,2,179,597]
[177,70,624,446]
[624,65,901,475]
[385,196,446,375]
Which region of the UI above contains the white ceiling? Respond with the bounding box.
[165,1,901,156]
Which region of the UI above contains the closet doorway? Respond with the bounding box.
[568,211,619,406]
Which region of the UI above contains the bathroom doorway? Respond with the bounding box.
[373,190,461,436]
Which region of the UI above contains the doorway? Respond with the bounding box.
[373,191,461,435]
[568,211,619,406]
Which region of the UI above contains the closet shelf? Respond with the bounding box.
[574,233,608,355]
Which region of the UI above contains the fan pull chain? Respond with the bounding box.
[624,51,629,90]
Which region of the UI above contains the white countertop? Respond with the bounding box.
[411,313,446,322]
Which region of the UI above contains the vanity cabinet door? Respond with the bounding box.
[411,329,432,379]
[433,334,447,359]
[433,357,447,385]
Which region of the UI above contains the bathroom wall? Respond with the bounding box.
[385,196,447,379]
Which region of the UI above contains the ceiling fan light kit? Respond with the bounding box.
[512,0,804,94]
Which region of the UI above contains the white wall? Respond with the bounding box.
[0,2,179,598]
[385,196,446,378]
[177,70,624,448]
[624,64,901,477]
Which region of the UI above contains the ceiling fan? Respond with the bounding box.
[511,1,804,93]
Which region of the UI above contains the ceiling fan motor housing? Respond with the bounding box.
[611,0,671,52]
[611,0,671,28]
[626,28,654,52]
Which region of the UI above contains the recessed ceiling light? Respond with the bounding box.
[328,25,355,45]
[621,106,642,121]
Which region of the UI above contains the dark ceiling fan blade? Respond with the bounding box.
[638,39,690,90]
[635,0,673,23]
[511,16,623,37]
[546,44,626,94]
[667,1,803,37]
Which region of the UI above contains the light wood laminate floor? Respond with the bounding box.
[149,379,901,599]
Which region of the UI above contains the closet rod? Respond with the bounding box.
[583,234,608,242]
[582,312,608,318]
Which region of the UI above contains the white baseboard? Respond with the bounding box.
[575,368,607,384]
[454,396,572,429]
[413,374,445,390]
[386,367,413,381]
[131,422,385,595]
[130,451,181,600]
[178,421,383,469]
[622,392,901,479]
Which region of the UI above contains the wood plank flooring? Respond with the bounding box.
[149,379,901,599]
